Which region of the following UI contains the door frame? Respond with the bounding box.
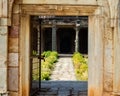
[20,4,104,96]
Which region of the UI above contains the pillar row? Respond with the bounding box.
[52,20,57,51]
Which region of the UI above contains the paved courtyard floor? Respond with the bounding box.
[32,57,88,96]
[50,57,76,81]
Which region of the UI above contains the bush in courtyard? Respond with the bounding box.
[41,71,50,80]
[41,51,58,80]
[41,51,51,58]
[72,52,88,81]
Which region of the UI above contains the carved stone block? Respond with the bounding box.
[8,68,18,91]
[8,38,18,52]
[8,53,18,67]
[9,26,19,37]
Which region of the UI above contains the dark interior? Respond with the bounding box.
[57,28,75,54]
[43,28,52,51]
[79,28,88,54]
[43,27,88,54]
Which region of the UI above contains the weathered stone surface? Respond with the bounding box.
[0,0,8,17]
[9,92,18,96]
[9,38,18,52]
[104,28,113,92]
[13,4,20,14]
[0,68,7,93]
[9,26,19,37]
[21,5,97,16]
[0,26,7,36]
[14,0,22,4]
[0,26,7,60]
[108,0,119,19]
[8,53,18,67]
[12,14,20,26]
[0,1,2,17]
[0,23,7,95]
[113,18,120,92]
[23,0,97,5]
[0,55,7,68]
[103,92,113,96]
[0,18,7,26]
[8,0,14,26]
[8,68,18,91]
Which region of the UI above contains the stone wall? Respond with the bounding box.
[7,0,21,96]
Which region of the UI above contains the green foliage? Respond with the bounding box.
[50,51,58,57]
[73,52,87,65]
[41,51,58,80]
[41,51,52,58]
[41,71,50,80]
[72,52,88,81]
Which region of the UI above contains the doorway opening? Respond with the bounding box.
[30,16,88,96]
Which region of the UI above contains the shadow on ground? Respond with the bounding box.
[32,81,88,96]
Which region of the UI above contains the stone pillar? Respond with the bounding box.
[0,18,8,96]
[0,1,8,95]
[113,18,120,95]
[52,20,57,51]
[8,2,20,96]
[75,22,80,52]
[88,15,104,96]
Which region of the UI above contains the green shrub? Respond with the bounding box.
[72,52,88,81]
[33,51,58,81]
[50,51,58,57]
[41,51,51,58]
[41,51,58,80]
[41,71,50,80]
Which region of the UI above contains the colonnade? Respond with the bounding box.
[51,20,80,52]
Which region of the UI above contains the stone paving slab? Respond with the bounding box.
[50,57,76,81]
[33,81,87,96]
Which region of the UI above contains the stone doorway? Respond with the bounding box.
[20,4,103,96]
